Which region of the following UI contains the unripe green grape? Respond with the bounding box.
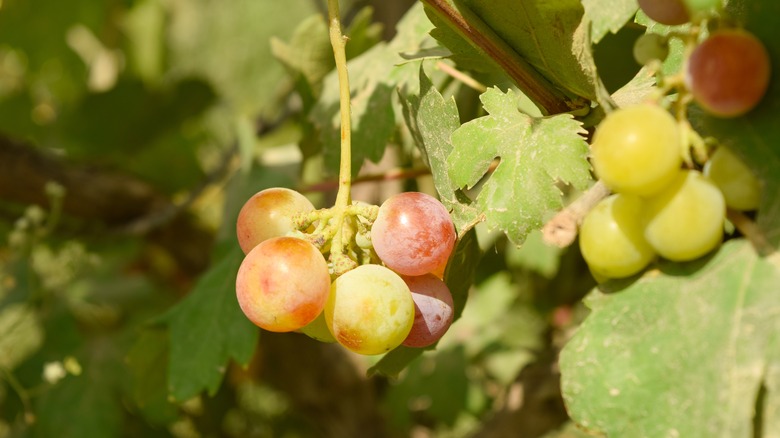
[703,147,761,211]
[325,265,415,355]
[643,170,725,261]
[590,104,682,196]
[299,312,336,343]
[633,33,670,66]
[579,194,656,279]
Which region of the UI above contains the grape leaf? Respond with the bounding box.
[694,0,780,247]
[583,0,638,43]
[560,239,780,437]
[400,68,479,231]
[458,0,597,100]
[163,243,259,401]
[0,303,43,370]
[311,3,435,176]
[448,87,591,246]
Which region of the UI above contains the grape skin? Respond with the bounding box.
[236,237,330,332]
[325,264,415,355]
[590,104,682,196]
[643,170,725,261]
[638,0,689,25]
[703,147,761,211]
[686,29,771,118]
[371,192,456,276]
[236,188,315,254]
[401,274,454,348]
[579,194,656,279]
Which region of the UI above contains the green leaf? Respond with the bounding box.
[459,0,597,100]
[271,15,334,99]
[694,0,780,247]
[0,303,43,370]
[311,3,435,175]
[167,0,316,117]
[125,329,178,425]
[448,88,591,246]
[400,68,479,231]
[560,239,780,437]
[164,244,259,401]
[34,374,121,438]
[583,0,638,43]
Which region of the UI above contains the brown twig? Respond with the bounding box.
[727,209,775,257]
[541,181,610,248]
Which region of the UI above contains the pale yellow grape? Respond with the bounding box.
[643,170,725,261]
[703,147,761,211]
[325,265,414,355]
[579,194,656,279]
[590,104,682,196]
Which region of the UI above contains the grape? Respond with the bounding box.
[401,274,454,348]
[579,194,656,279]
[590,104,682,196]
[703,147,761,211]
[325,264,415,355]
[684,0,723,16]
[371,192,456,276]
[236,237,330,332]
[643,170,725,261]
[633,33,670,66]
[299,312,336,343]
[236,188,315,254]
[686,29,771,118]
[638,0,689,25]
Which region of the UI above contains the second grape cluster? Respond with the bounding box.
[235,189,457,355]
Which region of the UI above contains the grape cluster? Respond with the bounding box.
[235,188,457,355]
[579,3,770,281]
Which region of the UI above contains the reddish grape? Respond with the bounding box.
[371,192,456,276]
[236,188,315,254]
[686,29,771,117]
[638,0,689,25]
[401,274,454,348]
[236,237,330,332]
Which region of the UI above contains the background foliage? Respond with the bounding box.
[0,0,777,437]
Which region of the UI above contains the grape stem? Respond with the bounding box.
[541,180,610,248]
[327,0,354,271]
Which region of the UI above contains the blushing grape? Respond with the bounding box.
[236,188,315,254]
[643,170,725,261]
[579,194,656,279]
[371,192,456,276]
[686,29,771,117]
[638,0,689,25]
[325,264,415,355]
[703,147,761,211]
[236,237,330,332]
[401,274,454,348]
[590,104,682,196]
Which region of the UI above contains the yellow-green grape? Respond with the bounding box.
[590,104,682,196]
[703,147,761,211]
[298,312,336,343]
[643,170,725,261]
[579,194,656,279]
[325,265,415,355]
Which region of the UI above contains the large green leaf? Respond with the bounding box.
[448,87,591,246]
[583,0,638,44]
[164,244,259,401]
[560,239,780,436]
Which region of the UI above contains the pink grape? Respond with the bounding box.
[686,29,771,117]
[401,274,454,348]
[637,0,689,25]
[371,192,456,276]
[236,188,315,254]
[236,237,330,332]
